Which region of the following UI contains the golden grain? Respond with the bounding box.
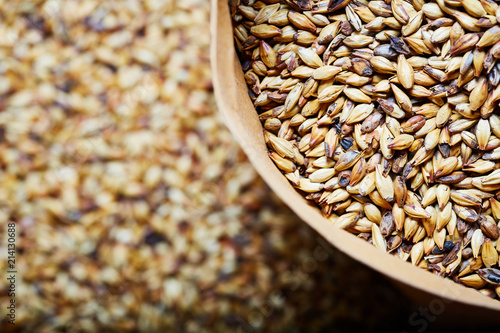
[234,0,500,300]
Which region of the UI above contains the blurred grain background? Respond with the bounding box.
[0,0,485,332]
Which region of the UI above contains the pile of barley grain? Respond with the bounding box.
[232,0,500,299]
[0,0,418,332]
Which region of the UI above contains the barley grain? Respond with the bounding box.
[234,0,500,300]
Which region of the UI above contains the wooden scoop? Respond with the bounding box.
[210,0,500,323]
